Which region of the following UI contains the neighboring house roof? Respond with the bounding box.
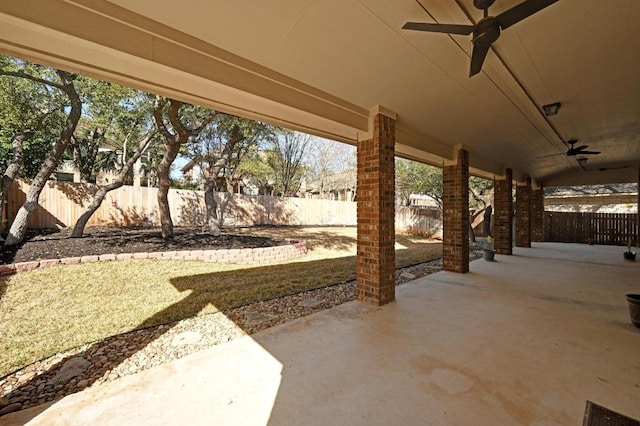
[306,170,356,193]
[181,158,199,174]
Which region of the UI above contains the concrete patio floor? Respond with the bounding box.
[2,243,639,425]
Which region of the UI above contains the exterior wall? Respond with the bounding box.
[494,169,513,255]
[515,177,532,247]
[531,185,544,242]
[442,149,469,273]
[356,113,395,306]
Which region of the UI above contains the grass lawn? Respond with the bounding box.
[0,228,441,377]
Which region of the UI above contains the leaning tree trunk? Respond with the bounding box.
[71,185,115,238]
[468,218,476,243]
[483,205,493,237]
[71,131,155,238]
[5,71,81,246]
[203,180,221,236]
[0,131,31,236]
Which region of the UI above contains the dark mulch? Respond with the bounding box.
[0,227,286,265]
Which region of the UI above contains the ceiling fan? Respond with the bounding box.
[402,0,559,77]
[537,140,601,159]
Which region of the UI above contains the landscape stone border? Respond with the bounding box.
[0,239,307,276]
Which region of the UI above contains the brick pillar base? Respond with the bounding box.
[531,184,544,242]
[356,113,395,306]
[515,177,532,247]
[494,168,513,255]
[443,149,469,273]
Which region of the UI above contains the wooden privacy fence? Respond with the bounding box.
[544,211,639,245]
[396,206,443,238]
[4,180,446,234]
[4,180,357,229]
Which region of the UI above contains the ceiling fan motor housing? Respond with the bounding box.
[473,0,496,10]
[473,17,501,46]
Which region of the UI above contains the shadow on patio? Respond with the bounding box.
[2,243,639,425]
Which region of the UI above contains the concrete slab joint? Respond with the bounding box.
[356,112,395,306]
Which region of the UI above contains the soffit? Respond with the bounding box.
[2,0,639,185]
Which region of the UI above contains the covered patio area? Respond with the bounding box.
[3,243,638,425]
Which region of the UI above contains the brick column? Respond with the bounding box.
[531,184,544,242]
[494,168,513,255]
[515,177,532,247]
[356,112,395,306]
[443,148,469,273]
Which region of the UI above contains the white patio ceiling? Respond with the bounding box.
[1,0,639,186]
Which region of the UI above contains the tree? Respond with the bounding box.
[70,129,158,238]
[0,57,67,233]
[237,149,274,195]
[153,97,216,239]
[67,80,141,183]
[305,138,355,199]
[395,159,443,207]
[267,131,310,196]
[0,132,31,237]
[395,158,493,241]
[187,115,276,234]
[1,62,82,246]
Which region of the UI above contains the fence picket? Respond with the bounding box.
[543,211,638,245]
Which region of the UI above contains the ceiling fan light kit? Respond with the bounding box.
[542,102,562,116]
[403,0,560,77]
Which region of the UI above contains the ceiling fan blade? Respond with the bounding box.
[402,22,474,35]
[577,150,601,155]
[573,145,589,151]
[469,41,491,77]
[535,153,564,158]
[495,0,559,30]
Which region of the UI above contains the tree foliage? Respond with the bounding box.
[2,64,82,245]
[304,138,355,199]
[0,57,68,178]
[266,132,310,196]
[186,114,276,191]
[396,159,443,207]
[395,158,493,209]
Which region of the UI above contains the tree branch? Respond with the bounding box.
[0,68,64,90]
[153,97,174,141]
[167,99,188,139]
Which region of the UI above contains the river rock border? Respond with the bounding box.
[0,239,307,276]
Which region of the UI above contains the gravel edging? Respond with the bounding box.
[0,249,483,416]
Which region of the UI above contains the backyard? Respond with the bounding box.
[0,226,455,413]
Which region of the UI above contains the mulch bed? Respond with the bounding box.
[0,227,285,265]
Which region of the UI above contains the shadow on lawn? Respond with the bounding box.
[0,234,441,422]
[0,256,360,422]
[235,226,357,252]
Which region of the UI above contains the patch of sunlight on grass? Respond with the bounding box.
[0,259,244,376]
[0,232,442,377]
